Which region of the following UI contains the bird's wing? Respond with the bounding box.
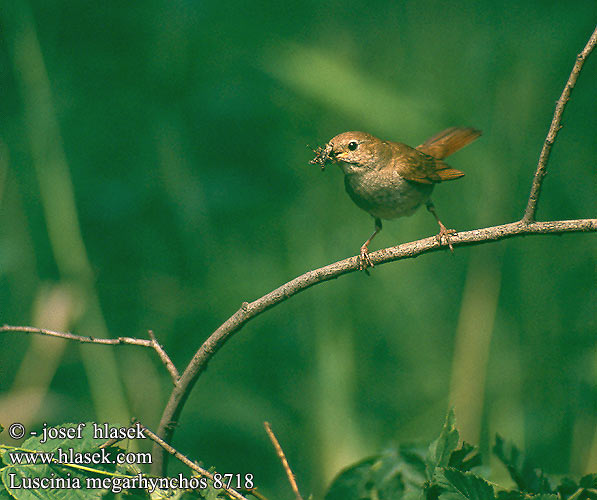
[386,142,465,184]
[416,127,482,159]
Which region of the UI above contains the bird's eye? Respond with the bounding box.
[348,141,358,151]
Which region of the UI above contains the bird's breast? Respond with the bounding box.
[344,170,434,219]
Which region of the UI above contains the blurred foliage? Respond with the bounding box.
[0,0,595,498]
[326,410,597,500]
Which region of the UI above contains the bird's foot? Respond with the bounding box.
[436,222,457,252]
[358,244,374,271]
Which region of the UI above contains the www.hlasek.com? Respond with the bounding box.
[7,446,151,466]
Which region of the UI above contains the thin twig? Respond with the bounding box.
[149,330,179,383]
[523,25,597,223]
[264,422,303,500]
[0,325,178,381]
[139,423,250,500]
[151,217,596,474]
[0,325,155,345]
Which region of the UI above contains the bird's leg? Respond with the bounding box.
[359,217,382,270]
[426,200,456,252]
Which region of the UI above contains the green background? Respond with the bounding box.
[1,1,595,497]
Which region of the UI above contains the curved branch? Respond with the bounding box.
[151,217,596,474]
[523,25,597,223]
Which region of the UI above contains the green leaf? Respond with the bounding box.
[153,490,217,500]
[150,488,180,500]
[439,469,495,500]
[325,446,428,500]
[580,475,597,490]
[0,422,123,500]
[426,409,460,480]
[202,479,228,500]
[495,491,524,500]
[424,484,444,500]
[0,481,13,500]
[493,435,552,494]
[448,443,482,472]
[557,477,581,499]
[529,495,559,500]
[112,489,151,500]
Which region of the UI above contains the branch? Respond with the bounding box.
[148,330,180,383]
[151,217,596,474]
[523,25,597,223]
[0,325,179,384]
[264,422,303,500]
[139,423,250,500]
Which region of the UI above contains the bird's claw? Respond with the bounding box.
[359,245,374,271]
[436,223,457,252]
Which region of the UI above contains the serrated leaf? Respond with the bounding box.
[439,469,495,500]
[529,495,559,500]
[449,443,482,472]
[426,410,460,480]
[493,435,552,494]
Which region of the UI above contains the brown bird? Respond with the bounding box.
[310,127,481,270]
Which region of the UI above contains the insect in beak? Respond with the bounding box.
[310,143,334,170]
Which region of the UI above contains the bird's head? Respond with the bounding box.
[310,132,385,174]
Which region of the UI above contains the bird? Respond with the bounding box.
[310,127,481,270]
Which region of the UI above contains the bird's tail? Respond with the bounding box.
[417,127,482,159]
